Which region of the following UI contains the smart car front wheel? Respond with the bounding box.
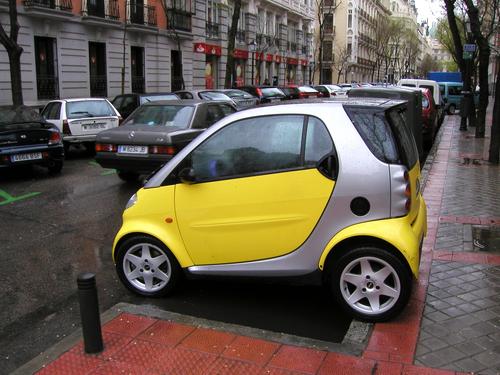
[116,236,180,297]
[330,247,412,322]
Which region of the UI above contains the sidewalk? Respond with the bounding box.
[17,112,500,375]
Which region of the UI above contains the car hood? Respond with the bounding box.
[96,123,199,144]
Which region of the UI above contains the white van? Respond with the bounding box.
[397,79,444,125]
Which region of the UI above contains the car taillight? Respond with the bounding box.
[331,92,336,96]
[95,143,117,152]
[256,88,263,97]
[62,120,71,135]
[404,170,411,212]
[48,131,61,145]
[149,145,176,155]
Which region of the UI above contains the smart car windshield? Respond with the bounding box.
[123,105,194,128]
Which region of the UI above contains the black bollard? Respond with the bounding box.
[77,272,104,354]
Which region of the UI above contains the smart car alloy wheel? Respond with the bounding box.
[116,236,180,296]
[331,247,411,322]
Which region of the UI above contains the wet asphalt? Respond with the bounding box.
[0,146,351,375]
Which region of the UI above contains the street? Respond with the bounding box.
[0,148,352,375]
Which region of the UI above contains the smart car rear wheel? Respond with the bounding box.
[330,247,411,322]
[116,236,180,297]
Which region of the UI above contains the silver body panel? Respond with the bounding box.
[145,102,399,277]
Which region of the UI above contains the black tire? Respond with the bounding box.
[329,246,412,322]
[448,104,456,115]
[116,235,181,297]
[47,160,63,174]
[84,142,96,156]
[117,170,139,182]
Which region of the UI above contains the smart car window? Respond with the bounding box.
[123,105,194,128]
[387,109,418,169]
[346,108,398,163]
[421,94,429,109]
[190,115,304,181]
[304,117,333,166]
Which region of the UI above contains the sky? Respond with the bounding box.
[414,0,444,25]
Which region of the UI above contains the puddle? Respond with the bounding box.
[472,226,500,253]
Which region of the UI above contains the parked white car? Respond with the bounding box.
[41,98,121,153]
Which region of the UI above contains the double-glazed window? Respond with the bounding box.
[185,115,333,182]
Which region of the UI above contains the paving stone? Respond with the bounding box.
[470,321,499,336]
[471,336,500,352]
[441,306,467,318]
[470,309,498,321]
[472,298,498,309]
[426,311,450,323]
[442,296,467,306]
[454,357,488,372]
[441,333,466,346]
[418,352,449,368]
[453,341,485,356]
[420,337,448,351]
[427,300,451,310]
[415,343,430,357]
[455,302,482,313]
[473,350,500,367]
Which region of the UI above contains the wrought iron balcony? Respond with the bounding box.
[206,22,220,39]
[36,75,59,100]
[166,8,191,31]
[90,75,108,97]
[128,1,157,27]
[24,0,72,11]
[82,0,119,20]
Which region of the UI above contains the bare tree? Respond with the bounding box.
[224,0,242,88]
[314,0,340,84]
[331,45,350,83]
[0,0,24,106]
[419,54,439,77]
[254,13,278,84]
[160,0,186,90]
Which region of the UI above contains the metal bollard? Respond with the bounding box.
[77,272,104,354]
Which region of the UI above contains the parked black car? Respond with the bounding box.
[95,100,237,181]
[217,89,259,109]
[0,106,64,174]
[111,92,180,121]
[238,86,286,104]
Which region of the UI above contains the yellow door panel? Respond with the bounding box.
[175,169,335,265]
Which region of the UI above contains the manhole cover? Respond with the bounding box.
[472,226,500,253]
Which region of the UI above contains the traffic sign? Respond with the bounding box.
[463,51,473,60]
[464,44,476,52]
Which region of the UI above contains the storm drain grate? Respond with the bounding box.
[472,226,500,253]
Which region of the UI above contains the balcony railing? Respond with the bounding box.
[128,1,157,27]
[24,0,72,11]
[301,45,307,55]
[36,75,59,100]
[90,75,107,97]
[236,29,246,43]
[82,0,119,19]
[287,41,297,53]
[132,76,145,93]
[166,8,191,31]
[206,22,220,39]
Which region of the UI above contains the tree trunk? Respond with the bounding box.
[0,0,24,106]
[8,46,23,106]
[489,62,500,164]
[224,0,241,88]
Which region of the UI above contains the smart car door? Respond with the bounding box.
[174,115,336,265]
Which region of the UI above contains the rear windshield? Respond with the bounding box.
[345,106,418,169]
[262,87,285,97]
[140,94,178,104]
[298,86,318,93]
[224,90,254,99]
[123,105,194,128]
[314,86,328,93]
[199,92,231,101]
[66,100,115,119]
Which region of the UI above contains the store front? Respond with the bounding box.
[193,42,222,89]
[300,59,308,85]
[273,55,283,86]
[233,49,249,87]
[286,58,298,85]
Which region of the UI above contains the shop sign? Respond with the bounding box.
[300,59,308,66]
[274,55,282,64]
[233,49,249,59]
[266,53,273,62]
[193,43,221,56]
[287,58,298,65]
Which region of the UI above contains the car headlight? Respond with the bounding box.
[125,193,137,210]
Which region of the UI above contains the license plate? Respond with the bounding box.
[11,152,43,162]
[82,123,107,131]
[118,145,148,154]
[269,98,281,103]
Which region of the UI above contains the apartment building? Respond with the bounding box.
[0,0,315,106]
[319,0,391,84]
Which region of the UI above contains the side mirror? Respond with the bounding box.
[178,167,196,184]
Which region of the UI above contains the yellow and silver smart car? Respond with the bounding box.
[112,99,427,322]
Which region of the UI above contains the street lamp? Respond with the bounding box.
[248,40,257,86]
[460,19,474,131]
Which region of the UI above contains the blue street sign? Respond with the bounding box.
[463,44,476,52]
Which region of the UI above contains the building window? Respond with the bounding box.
[322,41,333,61]
[35,36,59,100]
[324,13,333,33]
[131,46,145,93]
[166,0,192,31]
[348,9,352,28]
[89,41,107,97]
[347,42,352,55]
[206,0,219,38]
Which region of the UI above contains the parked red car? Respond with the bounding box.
[280,85,320,99]
[420,88,438,149]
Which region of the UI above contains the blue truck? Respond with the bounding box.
[427,71,462,83]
